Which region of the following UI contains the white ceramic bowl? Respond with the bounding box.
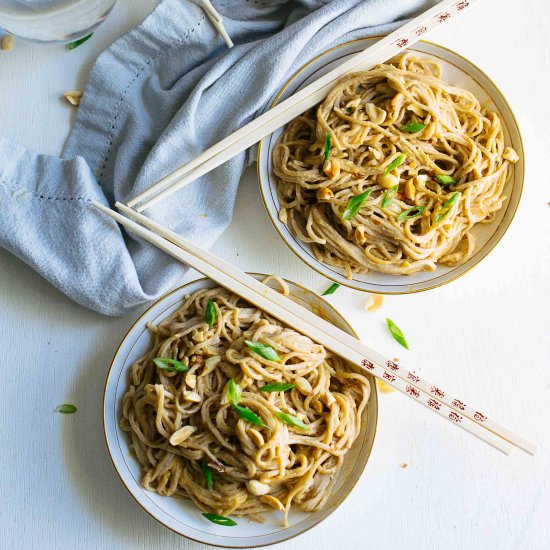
[258,38,524,294]
[104,274,378,547]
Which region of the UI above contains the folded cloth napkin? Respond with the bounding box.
[0,0,426,315]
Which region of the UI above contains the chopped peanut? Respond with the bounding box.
[247,480,271,496]
[183,390,201,403]
[365,102,386,125]
[63,90,82,106]
[2,34,14,51]
[169,426,196,445]
[503,147,519,163]
[354,226,367,245]
[365,294,384,312]
[316,187,334,201]
[323,159,340,180]
[378,173,399,189]
[404,180,416,201]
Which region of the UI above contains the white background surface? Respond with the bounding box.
[0,1,549,549]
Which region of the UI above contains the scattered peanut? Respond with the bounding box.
[185,373,197,389]
[169,425,196,445]
[404,179,416,201]
[2,34,14,52]
[365,293,384,312]
[378,173,399,189]
[246,480,271,496]
[365,102,386,125]
[376,380,395,394]
[295,376,312,394]
[354,226,367,245]
[312,400,324,414]
[202,355,221,375]
[63,90,82,106]
[323,158,341,180]
[278,207,288,224]
[503,146,519,163]
[183,390,201,403]
[316,187,334,201]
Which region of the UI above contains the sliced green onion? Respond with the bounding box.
[153,357,189,373]
[321,282,340,296]
[231,404,269,429]
[259,382,295,393]
[323,133,331,161]
[55,404,77,414]
[396,205,425,221]
[381,185,399,208]
[386,318,409,350]
[67,33,93,50]
[227,378,242,406]
[245,340,281,362]
[341,188,372,221]
[201,458,213,490]
[346,107,354,115]
[275,412,310,430]
[435,192,461,222]
[205,299,216,328]
[435,174,456,185]
[384,153,407,175]
[202,513,237,526]
[401,122,426,133]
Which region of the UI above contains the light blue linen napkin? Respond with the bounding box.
[0,0,426,315]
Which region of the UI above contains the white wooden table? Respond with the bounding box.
[1,1,549,549]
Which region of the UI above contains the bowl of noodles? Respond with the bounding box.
[104,274,378,547]
[258,37,524,293]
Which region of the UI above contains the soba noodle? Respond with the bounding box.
[120,277,371,525]
[273,54,519,277]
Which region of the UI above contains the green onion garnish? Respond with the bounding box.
[384,154,407,175]
[201,458,213,490]
[401,122,426,133]
[205,299,216,328]
[435,192,461,222]
[346,107,354,115]
[396,205,425,221]
[386,318,409,350]
[67,33,93,50]
[323,133,331,161]
[245,340,281,362]
[153,357,189,373]
[275,412,310,430]
[55,404,77,414]
[227,378,242,406]
[231,404,269,428]
[259,382,295,393]
[435,174,456,185]
[381,185,399,208]
[341,188,372,221]
[321,282,340,296]
[202,513,237,527]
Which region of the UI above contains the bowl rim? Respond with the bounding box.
[103,273,379,548]
[257,36,525,294]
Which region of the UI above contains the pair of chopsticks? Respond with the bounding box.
[93,200,536,456]
[127,0,481,213]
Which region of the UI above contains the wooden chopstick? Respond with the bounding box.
[115,202,535,456]
[92,201,534,454]
[127,0,481,212]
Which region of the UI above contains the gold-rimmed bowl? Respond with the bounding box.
[258,37,524,294]
[103,274,378,548]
